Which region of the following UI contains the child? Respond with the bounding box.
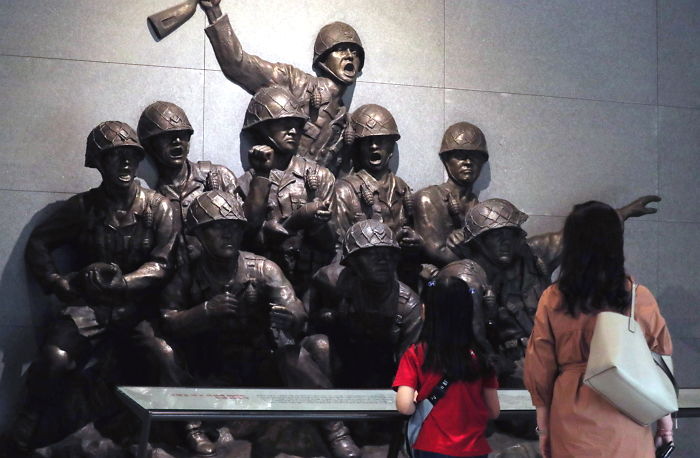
[393,276,500,458]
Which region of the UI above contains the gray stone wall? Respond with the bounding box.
[0,0,698,453]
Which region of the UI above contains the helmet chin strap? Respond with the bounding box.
[315,61,352,86]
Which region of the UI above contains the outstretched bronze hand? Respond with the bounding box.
[617,195,661,221]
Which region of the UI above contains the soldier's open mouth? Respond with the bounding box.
[369,151,383,164]
[118,173,132,182]
[343,62,355,75]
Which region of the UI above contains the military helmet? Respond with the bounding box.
[185,190,247,234]
[439,122,488,160]
[341,219,399,264]
[436,259,488,294]
[350,104,400,140]
[85,121,144,169]
[242,86,308,131]
[137,101,194,143]
[313,22,365,71]
[464,198,528,243]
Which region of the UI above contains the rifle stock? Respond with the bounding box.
[147,0,198,40]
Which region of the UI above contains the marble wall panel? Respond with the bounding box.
[445,0,657,104]
[0,0,205,69]
[0,56,204,194]
[445,89,658,217]
[658,0,700,108]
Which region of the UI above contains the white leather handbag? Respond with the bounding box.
[583,283,678,426]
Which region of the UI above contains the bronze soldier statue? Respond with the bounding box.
[241,86,337,295]
[450,197,661,386]
[309,219,423,390]
[137,100,271,258]
[414,122,488,268]
[9,122,178,454]
[160,190,357,457]
[198,0,363,175]
[332,103,423,285]
[332,104,421,239]
[307,219,423,449]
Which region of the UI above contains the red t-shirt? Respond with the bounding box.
[392,343,498,457]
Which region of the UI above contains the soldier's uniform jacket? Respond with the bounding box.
[25,185,177,333]
[309,264,422,371]
[332,170,413,239]
[414,182,479,267]
[457,231,562,362]
[264,155,336,289]
[156,160,240,229]
[205,16,349,174]
[161,250,306,346]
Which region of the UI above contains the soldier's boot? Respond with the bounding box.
[321,421,361,458]
[184,422,216,456]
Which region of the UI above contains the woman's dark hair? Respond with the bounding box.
[420,275,493,381]
[558,200,629,316]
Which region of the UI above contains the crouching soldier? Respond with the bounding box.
[8,122,177,454]
[307,220,423,448]
[160,190,358,457]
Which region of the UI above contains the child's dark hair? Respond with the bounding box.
[558,200,629,316]
[420,275,493,381]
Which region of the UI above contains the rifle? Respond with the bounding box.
[147,0,198,40]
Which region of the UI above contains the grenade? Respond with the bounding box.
[343,122,356,146]
[305,168,320,192]
[360,184,375,206]
[402,188,415,218]
[206,169,222,191]
[311,87,323,109]
[142,205,154,251]
[243,279,258,306]
[446,193,462,227]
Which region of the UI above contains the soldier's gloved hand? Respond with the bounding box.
[270,305,296,332]
[310,201,332,224]
[262,219,290,244]
[446,229,466,254]
[284,200,331,230]
[396,226,424,251]
[617,195,661,221]
[49,273,79,302]
[82,262,127,298]
[248,145,274,178]
[204,292,239,318]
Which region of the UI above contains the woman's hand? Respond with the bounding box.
[538,432,552,458]
[655,414,674,447]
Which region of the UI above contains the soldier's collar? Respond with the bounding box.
[270,155,306,184]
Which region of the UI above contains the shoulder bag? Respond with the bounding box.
[584,283,678,425]
[404,377,450,457]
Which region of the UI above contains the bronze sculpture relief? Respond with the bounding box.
[414,122,488,268]
[11,122,178,453]
[241,86,337,296]
[198,0,362,176]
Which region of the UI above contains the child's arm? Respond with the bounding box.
[483,387,500,419]
[396,386,417,415]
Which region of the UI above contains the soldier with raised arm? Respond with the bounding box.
[241,86,337,296]
[198,0,363,175]
[137,100,271,258]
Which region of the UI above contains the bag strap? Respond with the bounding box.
[653,352,680,397]
[628,282,638,333]
[426,377,450,406]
